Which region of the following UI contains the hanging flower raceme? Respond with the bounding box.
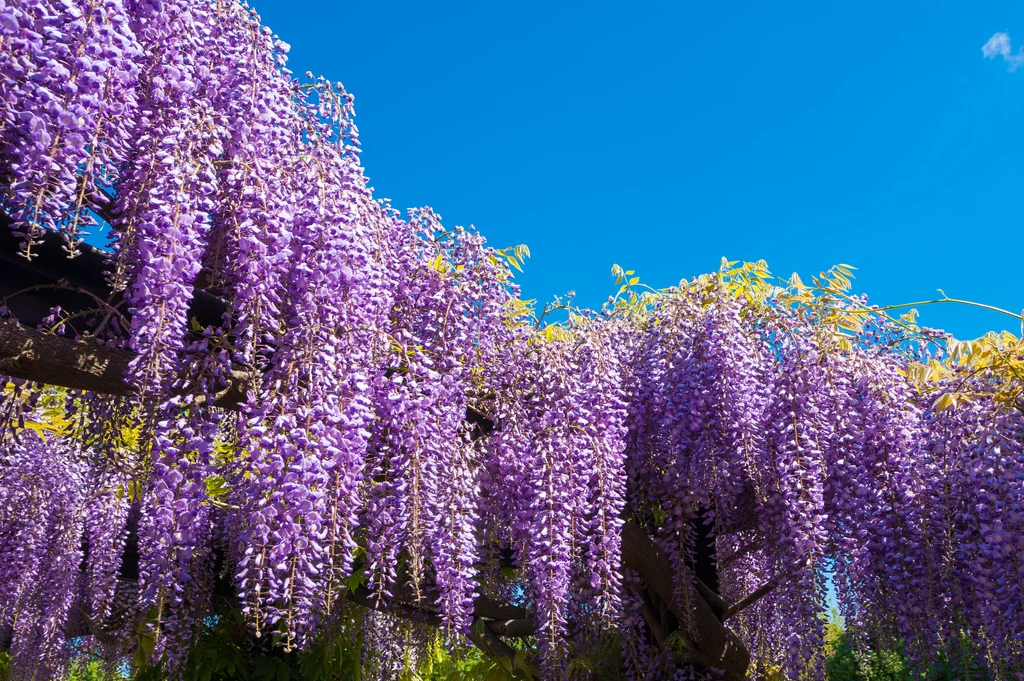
[82,468,133,629]
[0,0,141,256]
[0,413,138,680]
[232,85,390,648]
[476,327,633,676]
[573,326,630,626]
[360,212,519,639]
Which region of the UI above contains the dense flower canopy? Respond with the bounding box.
[0,0,1022,679]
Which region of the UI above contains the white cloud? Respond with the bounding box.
[982,32,1024,71]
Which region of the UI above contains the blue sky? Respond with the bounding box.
[253,0,1024,339]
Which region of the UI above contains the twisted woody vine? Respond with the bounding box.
[0,0,1022,679]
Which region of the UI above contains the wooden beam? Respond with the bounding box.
[0,316,133,395]
[0,316,248,408]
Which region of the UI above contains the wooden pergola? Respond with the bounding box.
[0,214,756,678]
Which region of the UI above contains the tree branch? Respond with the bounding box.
[473,595,527,622]
[620,521,749,680]
[717,536,761,571]
[344,586,532,662]
[344,586,442,628]
[693,576,728,620]
[723,568,796,621]
[467,621,520,662]
[640,599,666,646]
[484,618,533,638]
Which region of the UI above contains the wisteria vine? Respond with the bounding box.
[1,1,1023,679]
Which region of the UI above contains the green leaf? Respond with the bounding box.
[343,565,368,592]
[933,393,957,411]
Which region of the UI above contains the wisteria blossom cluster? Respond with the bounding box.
[0,425,132,680]
[622,281,1024,679]
[1,0,1023,679]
